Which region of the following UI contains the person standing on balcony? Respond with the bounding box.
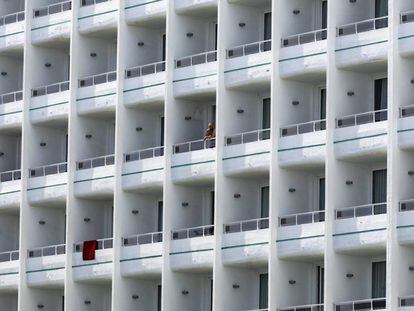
[204,122,216,140]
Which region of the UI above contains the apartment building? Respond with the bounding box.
[0,0,413,310]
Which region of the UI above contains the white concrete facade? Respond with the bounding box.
[0,0,411,310]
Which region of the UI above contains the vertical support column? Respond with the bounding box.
[386,0,400,310]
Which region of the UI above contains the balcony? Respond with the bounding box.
[122,146,164,192]
[225,40,271,90]
[174,51,217,98]
[0,169,21,210]
[74,154,115,199]
[397,199,414,245]
[175,0,217,15]
[30,81,69,124]
[222,217,269,266]
[335,298,386,311]
[31,1,72,45]
[170,225,214,271]
[120,232,163,277]
[125,0,166,25]
[336,17,388,69]
[334,110,387,160]
[280,29,327,80]
[278,303,324,311]
[124,61,165,108]
[333,203,387,253]
[0,91,23,131]
[0,250,19,291]
[171,138,215,184]
[398,105,414,149]
[27,162,67,206]
[0,11,25,52]
[279,120,326,169]
[26,244,66,287]
[277,210,325,260]
[223,129,270,176]
[78,0,118,34]
[73,238,113,282]
[77,71,117,116]
[400,11,414,56]
[400,295,414,309]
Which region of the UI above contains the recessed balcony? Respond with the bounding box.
[170,224,214,271]
[397,199,414,245]
[173,51,217,99]
[26,244,66,287]
[278,120,326,169]
[31,1,72,45]
[278,303,324,311]
[125,0,166,25]
[77,71,117,117]
[333,203,387,253]
[0,250,19,291]
[73,237,113,282]
[336,17,388,69]
[335,298,386,311]
[334,110,387,161]
[398,105,414,149]
[223,129,270,176]
[122,146,164,192]
[225,40,271,90]
[120,231,163,277]
[280,29,327,80]
[399,10,414,56]
[124,61,165,108]
[400,295,414,309]
[277,210,325,260]
[0,91,23,131]
[222,217,269,266]
[78,0,118,34]
[30,81,69,125]
[171,138,215,184]
[0,11,25,52]
[0,169,21,211]
[27,162,67,206]
[74,154,115,199]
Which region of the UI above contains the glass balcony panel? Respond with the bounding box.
[29,249,42,258]
[190,140,204,151]
[297,213,313,225]
[401,297,414,307]
[336,209,354,219]
[225,223,241,233]
[176,57,191,68]
[402,12,414,23]
[374,203,387,215]
[78,160,91,170]
[3,93,14,103]
[401,106,414,118]
[204,226,214,236]
[401,201,414,211]
[172,230,187,240]
[375,110,387,122]
[375,17,388,29]
[192,54,206,66]
[93,74,107,85]
[137,234,152,245]
[282,36,299,47]
[59,163,67,173]
[356,113,373,125]
[174,144,189,154]
[298,122,314,134]
[314,211,325,222]
[80,77,93,88]
[11,251,19,260]
[123,236,137,246]
[357,20,374,33]
[244,43,260,55]
[63,2,72,11]
[259,218,269,229]
[261,40,272,51]
[337,116,355,128]
[241,220,257,231]
[316,29,327,41]
[243,132,259,143]
[0,172,12,182]
[0,253,10,262]
[44,165,58,176]
[153,233,162,242]
[281,126,298,136]
[14,170,21,180]
[355,205,372,217]
[154,147,164,157]
[103,239,113,249]
[226,134,242,146]
[299,32,315,44]
[141,64,156,76]
[279,215,296,226]
[139,149,154,160]
[156,62,166,72]
[91,157,105,168]
[227,47,243,58]
[56,245,65,255]
[335,303,353,311]
[315,120,326,131]
[46,84,60,94]
[188,227,203,238]
[49,4,62,15]
[207,51,217,62]
[42,247,55,256]
[4,15,17,24]
[106,155,115,165]
[260,129,271,140]
[338,25,356,36]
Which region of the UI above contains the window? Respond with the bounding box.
[375,0,388,18]
[157,285,162,311]
[158,201,163,232]
[262,98,271,129]
[162,34,166,61]
[259,273,268,309]
[261,186,269,218]
[374,78,387,111]
[319,178,325,211]
[372,261,386,298]
[321,1,327,29]
[372,169,387,204]
[210,191,215,225]
[264,12,272,40]
[160,116,165,147]
[320,88,326,120]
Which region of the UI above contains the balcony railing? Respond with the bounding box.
[334,298,386,311]
[0,169,21,183]
[227,39,271,58]
[122,231,163,246]
[401,10,414,24]
[279,210,325,227]
[279,303,324,311]
[337,16,388,36]
[78,71,116,88]
[32,81,70,97]
[81,0,111,7]
[399,199,414,212]
[29,162,67,178]
[224,217,269,234]
[33,1,72,18]
[336,109,387,128]
[280,120,326,137]
[124,146,164,162]
[281,29,327,47]
[172,224,214,240]
[0,90,23,105]
[28,244,66,258]
[400,105,414,118]
[125,61,166,79]
[225,128,270,146]
[173,138,215,154]
[400,295,414,307]
[0,11,25,26]
[335,202,387,219]
[0,250,19,263]
[74,237,113,252]
[244,309,269,311]
[77,154,114,170]
[175,50,217,68]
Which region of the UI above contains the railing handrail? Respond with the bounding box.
[32,80,69,94]
[124,146,164,162]
[29,161,68,178]
[336,108,387,127]
[173,137,216,154]
[280,119,326,136]
[175,50,217,68]
[81,0,111,7]
[334,297,386,307]
[227,38,272,53]
[0,168,21,183]
[281,28,327,46]
[279,210,325,227]
[78,70,117,87]
[33,0,72,17]
[336,202,386,213]
[278,303,324,311]
[399,104,414,118]
[0,168,21,175]
[0,90,23,104]
[125,60,166,77]
[337,15,388,30]
[225,128,270,146]
[176,50,217,62]
[122,231,163,246]
[76,154,114,165]
[0,10,25,23]
[171,224,214,239]
[28,243,66,257]
[399,199,414,211]
[74,237,114,250]
[224,217,269,232]
[0,250,19,262]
